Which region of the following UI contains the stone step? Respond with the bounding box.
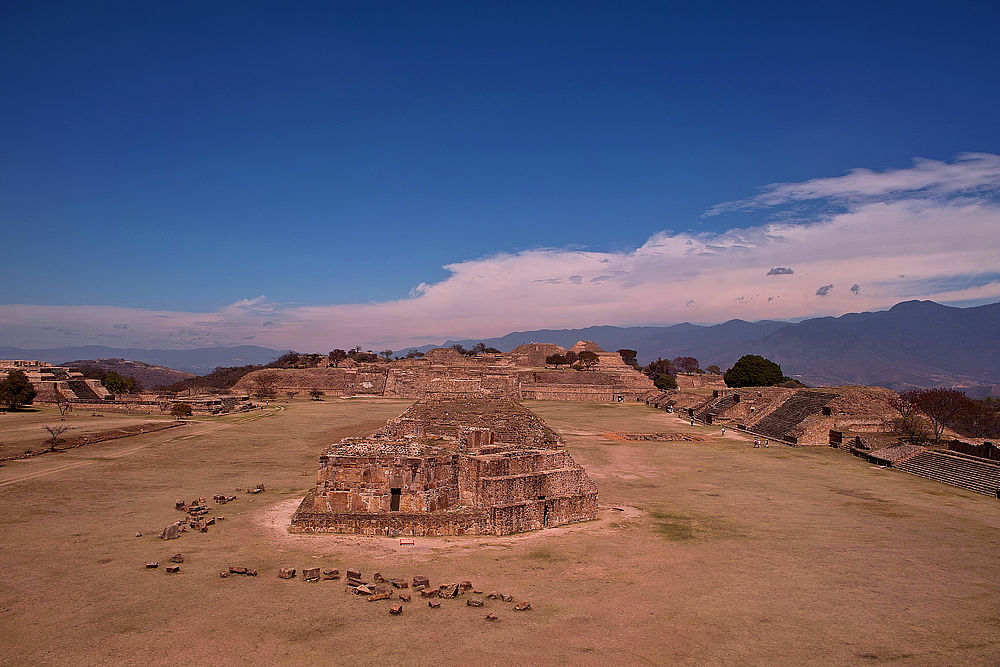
[895,452,1000,496]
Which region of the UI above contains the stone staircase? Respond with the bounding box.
[894,450,1000,497]
[66,380,102,401]
[749,391,839,442]
[695,393,738,423]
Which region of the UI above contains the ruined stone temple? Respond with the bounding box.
[643,385,903,446]
[290,395,599,536]
[233,340,655,402]
[0,360,111,402]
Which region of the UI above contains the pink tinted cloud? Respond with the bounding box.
[2,155,999,351]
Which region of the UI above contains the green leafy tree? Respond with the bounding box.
[545,354,569,369]
[348,350,379,363]
[328,349,348,367]
[653,374,678,390]
[170,402,193,418]
[103,371,140,395]
[617,349,640,369]
[577,350,600,370]
[308,389,325,400]
[723,355,785,388]
[272,352,300,368]
[705,365,721,375]
[0,370,37,410]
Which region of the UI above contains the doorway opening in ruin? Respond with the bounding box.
[390,488,401,511]
[539,496,549,526]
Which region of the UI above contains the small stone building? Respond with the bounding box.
[290,396,599,536]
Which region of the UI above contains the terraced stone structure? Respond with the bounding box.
[233,341,654,402]
[290,395,599,535]
[643,385,901,446]
[0,360,111,402]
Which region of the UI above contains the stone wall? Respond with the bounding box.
[232,367,352,395]
[510,343,566,368]
[675,373,727,390]
[290,396,598,536]
[647,385,904,446]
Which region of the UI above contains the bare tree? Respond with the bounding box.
[903,389,970,445]
[250,371,279,400]
[42,425,73,452]
[55,394,71,416]
[285,391,299,400]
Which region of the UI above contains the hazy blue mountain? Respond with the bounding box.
[424,300,1000,390]
[427,320,793,362]
[710,300,1000,390]
[3,300,997,390]
[0,345,285,375]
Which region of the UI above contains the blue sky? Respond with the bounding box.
[3,1,999,351]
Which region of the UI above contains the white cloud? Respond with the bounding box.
[2,154,999,351]
[704,152,1000,215]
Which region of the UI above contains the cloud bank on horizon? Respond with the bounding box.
[3,153,999,352]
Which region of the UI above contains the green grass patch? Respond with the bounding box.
[650,511,696,540]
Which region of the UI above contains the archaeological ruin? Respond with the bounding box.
[0,359,252,416]
[642,385,903,446]
[233,341,655,402]
[290,395,599,536]
[0,360,111,403]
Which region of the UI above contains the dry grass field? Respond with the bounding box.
[1,398,999,666]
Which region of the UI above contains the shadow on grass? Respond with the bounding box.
[649,511,695,541]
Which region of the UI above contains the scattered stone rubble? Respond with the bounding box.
[614,432,705,442]
[256,566,532,618]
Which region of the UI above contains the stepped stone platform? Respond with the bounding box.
[646,385,900,446]
[748,391,840,443]
[290,395,599,536]
[1,360,112,403]
[234,341,654,403]
[894,450,1000,497]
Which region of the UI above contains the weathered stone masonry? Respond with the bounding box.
[290,396,598,536]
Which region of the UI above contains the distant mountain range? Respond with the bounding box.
[0,345,285,375]
[435,300,1000,393]
[2,301,998,392]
